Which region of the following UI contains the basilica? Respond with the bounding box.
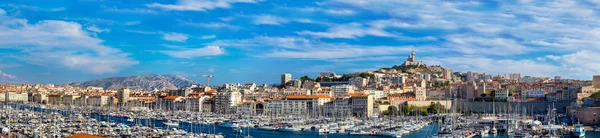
[402,48,426,66]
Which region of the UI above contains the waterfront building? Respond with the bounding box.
[324,97,351,118]
[387,93,416,106]
[0,92,28,103]
[330,84,355,97]
[282,89,310,95]
[349,93,374,118]
[47,94,63,105]
[88,95,112,107]
[477,81,486,97]
[526,88,545,101]
[461,81,477,99]
[281,73,292,85]
[32,93,48,104]
[61,95,81,105]
[117,88,130,105]
[414,85,427,100]
[158,96,184,110]
[494,89,509,101]
[215,91,242,114]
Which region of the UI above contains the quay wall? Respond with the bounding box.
[460,101,571,114]
[406,100,453,110]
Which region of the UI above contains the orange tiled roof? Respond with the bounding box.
[349,93,369,97]
[189,92,202,95]
[285,95,331,99]
[163,96,181,100]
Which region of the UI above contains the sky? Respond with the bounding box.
[1,0,600,85]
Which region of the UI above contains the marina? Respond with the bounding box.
[2,103,599,138]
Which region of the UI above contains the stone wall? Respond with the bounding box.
[461,101,571,114]
[405,100,453,109]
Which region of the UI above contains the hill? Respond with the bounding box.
[67,74,199,91]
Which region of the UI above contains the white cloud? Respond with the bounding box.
[219,17,234,22]
[161,46,225,59]
[443,35,530,56]
[325,9,356,16]
[0,70,17,80]
[0,8,6,16]
[211,36,311,49]
[86,25,110,33]
[297,23,397,39]
[545,55,561,61]
[212,36,440,60]
[146,0,259,11]
[252,14,289,25]
[0,16,138,74]
[201,35,216,39]
[104,7,157,14]
[262,45,413,59]
[123,21,141,26]
[545,51,600,79]
[0,70,19,83]
[125,30,157,35]
[329,56,403,63]
[162,32,189,42]
[180,21,240,30]
[49,7,65,12]
[421,56,561,78]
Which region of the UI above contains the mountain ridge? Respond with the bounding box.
[66,74,199,91]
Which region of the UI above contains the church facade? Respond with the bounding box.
[403,48,426,66]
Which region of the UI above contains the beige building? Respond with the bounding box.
[349,93,374,118]
[0,92,28,103]
[61,95,81,105]
[33,93,48,103]
[330,85,355,97]
[88,95,112,107]
[215,91,242,114]
[47,94,62,105]
[117,88,130,105]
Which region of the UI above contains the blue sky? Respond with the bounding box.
[1,0,600,85]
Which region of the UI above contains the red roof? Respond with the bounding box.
[163,96,181,100]
[285,95,331,99]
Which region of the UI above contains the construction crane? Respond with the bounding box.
[201,75,215,86]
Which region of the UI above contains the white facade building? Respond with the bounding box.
[330,85,355,97]
[215,91,242,114]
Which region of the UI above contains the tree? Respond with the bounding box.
[387,106,399,116]
[300,76,313,81]
[480,94,487,97]
[589,91,600,100]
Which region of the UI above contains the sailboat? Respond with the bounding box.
[164,119,179,127]
[490,98,497,135]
